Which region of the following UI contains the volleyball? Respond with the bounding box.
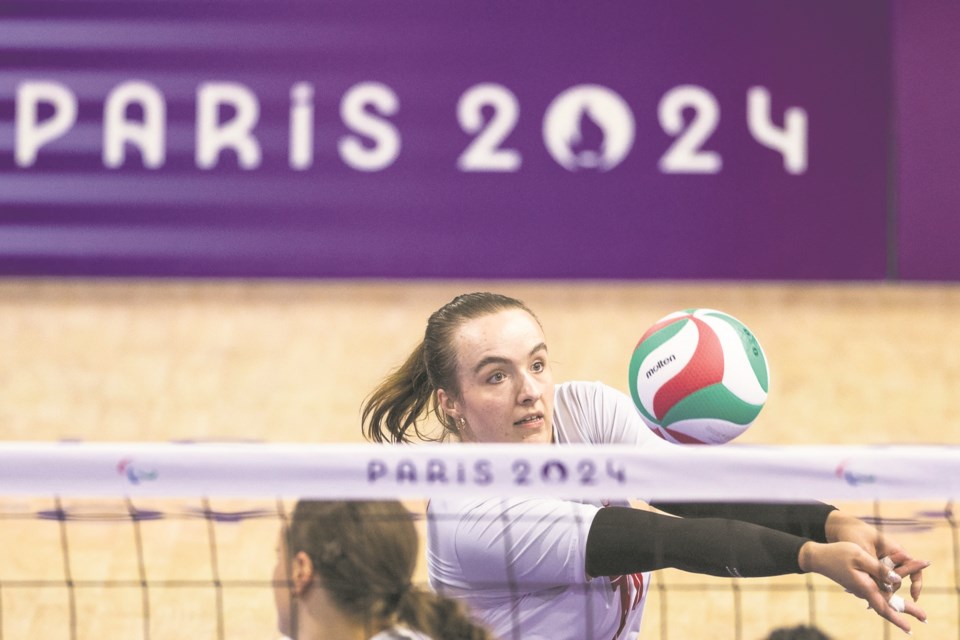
[628,308,769,445]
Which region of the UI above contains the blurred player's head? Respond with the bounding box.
[274,500,417,638]
[765,624,833,640]
[274,499,493,640]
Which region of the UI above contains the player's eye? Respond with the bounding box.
[531,360,545,373]
[487,371,506,384]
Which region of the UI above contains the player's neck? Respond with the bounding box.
[297,591,373,640]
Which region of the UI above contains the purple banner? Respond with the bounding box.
[893,0,960,281]
[0,1,892,279]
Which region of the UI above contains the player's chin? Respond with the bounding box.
[514,422,551,443]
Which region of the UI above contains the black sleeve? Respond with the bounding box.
[584,506,808,579]
[648,501,837,543]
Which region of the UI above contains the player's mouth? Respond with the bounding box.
[513,413,544,428]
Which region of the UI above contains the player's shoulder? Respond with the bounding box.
[555,379,629,409]
[555,379,613,398]
[556,379,606,392]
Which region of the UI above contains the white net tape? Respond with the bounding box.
[2,442,959,500]
[1,442,958,639]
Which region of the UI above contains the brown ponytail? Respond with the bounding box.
[361,341,441,443]
[395,589,493,640]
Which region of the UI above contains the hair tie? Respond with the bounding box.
[386,581,413,610]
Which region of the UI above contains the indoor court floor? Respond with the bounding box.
[0,280,957,639]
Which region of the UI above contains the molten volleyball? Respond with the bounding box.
[628,309,769,445]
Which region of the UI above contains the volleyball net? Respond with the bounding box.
[0,442,958,640]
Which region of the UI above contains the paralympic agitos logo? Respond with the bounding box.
[117,458,159,485]
[834,458,876,486]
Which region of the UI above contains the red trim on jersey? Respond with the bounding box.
[610,572,645,640]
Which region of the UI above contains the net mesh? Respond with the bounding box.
[0,443,958,640]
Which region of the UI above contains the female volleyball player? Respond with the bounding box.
[273,499,493,640]
[361,292,930,640]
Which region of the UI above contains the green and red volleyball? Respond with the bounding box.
[628,308,769,445]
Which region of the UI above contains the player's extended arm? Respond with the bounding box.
[585,506,806,578]
[585,507,927,634]
[651,502,928,602]
[649,500,836,542]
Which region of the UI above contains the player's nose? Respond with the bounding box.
[518,371,542,404]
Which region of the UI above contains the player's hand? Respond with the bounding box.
[824,510,929,601]
[798,540,927,635]
[880,550,930,602]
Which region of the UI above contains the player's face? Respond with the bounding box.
[441,308,555,444]
[272,530,294,637]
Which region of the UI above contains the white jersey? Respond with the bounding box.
[427,381,670,640]
[369,627,432,640]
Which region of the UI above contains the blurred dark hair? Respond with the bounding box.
[765,624,833,640]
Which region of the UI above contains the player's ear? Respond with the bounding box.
[291,551,315,595]
[437,388,460,423]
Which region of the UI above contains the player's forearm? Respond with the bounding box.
[649,500,837,543]
[823,508,871,544]
[585,506,806,578]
